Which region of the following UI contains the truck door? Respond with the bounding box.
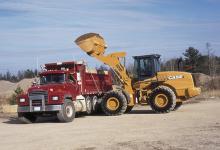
[66,73,79,99]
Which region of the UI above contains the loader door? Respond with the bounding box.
[133,54,161,81]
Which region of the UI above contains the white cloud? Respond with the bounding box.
[0,0,219,72]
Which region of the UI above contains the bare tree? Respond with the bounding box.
[206,43,217,77]
[206,42,218,97]
[161,58,178,71]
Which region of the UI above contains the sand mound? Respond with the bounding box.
[0,78,35,98]
[192,73,220,90]
[192,73,211,87]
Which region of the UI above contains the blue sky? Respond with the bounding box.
[0,0,220,73]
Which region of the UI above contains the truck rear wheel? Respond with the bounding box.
[18,112,37,123]
[85,96,93,115]
[149,86,176,113]
[101,91,127,116]
[57,100,75,122]
[92,96,102,113]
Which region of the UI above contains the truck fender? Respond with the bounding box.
[75,95,86,112]
[64,94,72,101]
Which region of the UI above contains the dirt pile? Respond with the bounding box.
[0,78,35,98]
[192,73,220,90]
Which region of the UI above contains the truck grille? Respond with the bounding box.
[32,100,42,106]
[29,90,48,105]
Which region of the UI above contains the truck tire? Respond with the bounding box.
[18,112,37,123]
[85,96,93,115]
[172,102,182,111]
[101,91,127,116]
[57,100,75,122]
[149,86,176,113]
[92,96,98,111]
[92,96,102,113]
[125,106,134,113]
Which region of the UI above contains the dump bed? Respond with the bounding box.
[81,68,113,95]
[43,61,113,96]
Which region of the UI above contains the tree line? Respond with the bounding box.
[0,69,38,82]
[0,45,219,83]
[162,46,220,76]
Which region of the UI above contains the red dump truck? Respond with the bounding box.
[17,61,113,123]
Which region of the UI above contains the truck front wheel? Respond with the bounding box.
[57,100,75,122]
[101,91,127,116]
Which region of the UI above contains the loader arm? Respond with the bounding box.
[75,33,134,106]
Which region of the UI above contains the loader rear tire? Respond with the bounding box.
[172,102,182,111]
[57,100,75,123]
[101,91,127,116]
[149,86,176,113]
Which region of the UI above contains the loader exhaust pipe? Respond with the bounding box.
[75,33,107,56]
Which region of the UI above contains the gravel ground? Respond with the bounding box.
[0,99,220,150]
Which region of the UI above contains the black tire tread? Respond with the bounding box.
[57,99,75,123]
[172,102,183,111]
[101,91,127,116]
[149,86,176,113]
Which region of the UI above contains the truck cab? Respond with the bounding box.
[17,61,113,123]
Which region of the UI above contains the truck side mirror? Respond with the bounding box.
[32,78,38,86]
[69,74,76,83]
[32,81,37,86]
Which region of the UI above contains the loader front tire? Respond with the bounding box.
[101,91,127,116]
[149,86,176,113]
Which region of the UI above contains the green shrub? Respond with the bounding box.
[8,86,24,105]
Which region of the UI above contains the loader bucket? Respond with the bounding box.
[75,33,107,56]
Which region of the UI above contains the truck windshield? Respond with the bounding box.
[40,74,65,84]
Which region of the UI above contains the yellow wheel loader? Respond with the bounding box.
[75,33,201,115]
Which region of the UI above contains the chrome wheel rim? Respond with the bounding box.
[66,105,73,118]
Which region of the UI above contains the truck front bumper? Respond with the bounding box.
[18,105,62,113]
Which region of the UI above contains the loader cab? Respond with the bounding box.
[133,54,161,81]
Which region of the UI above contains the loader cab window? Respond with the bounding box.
[133,55,161,81]
[139,58,153,77]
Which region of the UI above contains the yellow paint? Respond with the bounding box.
[106,97,120,111]
[75,33,134,106]
[155,94,168,108]
[75,33,201,107]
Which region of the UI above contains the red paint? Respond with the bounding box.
[17,61,112,106]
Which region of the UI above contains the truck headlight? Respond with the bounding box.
[19,98,25,103]
[52,96,59,101]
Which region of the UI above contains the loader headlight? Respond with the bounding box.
[52,96,59,101]
[19,98,25,103]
